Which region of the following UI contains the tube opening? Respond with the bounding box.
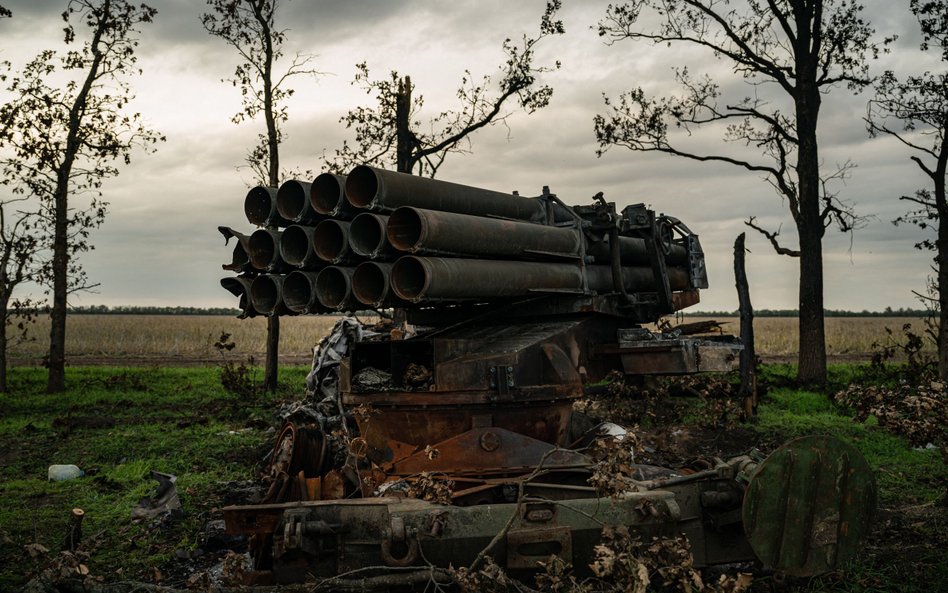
[250,276,279,314]
[276,180,307,221]
[391,257,427,301]
[312,173,345,214]
[350,213,385,257]
[314,221,348,262]
[387,208,423,252]
[248,230,277,269]
[244,187,275,226]
[282,272,313,312]
[315,268,351,309]
[352,263,388,305]
[280,225,310,266]
[344,165,378,208]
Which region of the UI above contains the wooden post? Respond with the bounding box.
[395,76,413,174]
[734,233,756,417]
[264,314,279,391]
[64,508,84,551]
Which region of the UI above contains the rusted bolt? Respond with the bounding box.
[479,431,501,452]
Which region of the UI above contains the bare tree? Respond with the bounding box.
[330,1,564,176]
[0,0,163,393]
[867,0,948,379]
[202,0,320,391]
[594,0,887,384]
[0,199,43,392]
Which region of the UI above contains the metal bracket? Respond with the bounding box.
[489,365,515,396]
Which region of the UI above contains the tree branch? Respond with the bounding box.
[745,216,800,257]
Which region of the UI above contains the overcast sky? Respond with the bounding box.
[0,0,941,312]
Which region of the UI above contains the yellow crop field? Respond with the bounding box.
[8,314,363,364]
[682,316,933,359]
[7,314,932,365]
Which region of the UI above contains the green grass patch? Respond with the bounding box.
[753,383,943,505]
[0,365,309,590]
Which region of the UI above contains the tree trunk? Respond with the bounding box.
[0,294,8,393]
[47,184,69,393]
[395,76,413,174]
[793,45,827,385]
[262,27,280,393]
[938,220,947,381]
[797,220,826,384]
[935,142,947,380]
[733,233,756,417]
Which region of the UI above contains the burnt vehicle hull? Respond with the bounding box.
[223,435,874,584]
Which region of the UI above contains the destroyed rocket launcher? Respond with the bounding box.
[216,167,876,587]
[219,165,708,322]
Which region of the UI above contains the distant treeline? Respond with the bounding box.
[68,305,242,316]
[684,307,931,317]
[8,305,932,317]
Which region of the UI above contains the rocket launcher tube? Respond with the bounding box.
[311,172,357,219]
[349,212,394,259]
[344,165,572,222]
[276,180,321,224]
[391,256,690,303]
[314,219,356,264]
[244,186,289,228]
[387,206,582,259]
[315,266,358,311]
[280,225,321,269]
[352,262,404,308]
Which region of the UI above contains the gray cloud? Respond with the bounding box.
[1,1,940,312]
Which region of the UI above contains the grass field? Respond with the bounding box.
[7,314,350,364]
[7,314,932,364]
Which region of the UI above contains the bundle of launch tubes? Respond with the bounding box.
[218,165,707,320]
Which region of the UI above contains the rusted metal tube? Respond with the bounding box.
[250,274,289,315]
[352,262,403,308]
[349,212,394,259]
[279,225,321,269]
[244,186,289,227]
[220,276,257,317]
[276,180,321,224]
[390,256,689,302]
[387,206,582,258]
[385,206,687,266]
[248,229,289,272]
[314,219,356,264]
[344,165,571,222]
[311,172,357,219]
[586,236,688,266]
[282,271,328,314]
[315,266,358,310]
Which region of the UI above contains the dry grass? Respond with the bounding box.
[6,314,933,364]
[681,316,933,357]
[8,314,365,363]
